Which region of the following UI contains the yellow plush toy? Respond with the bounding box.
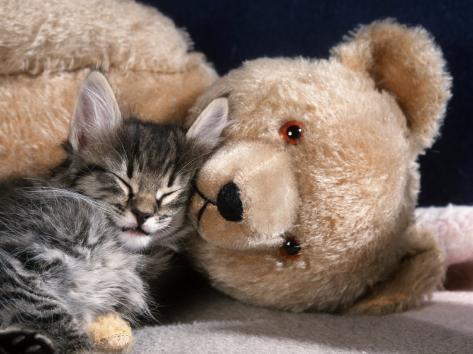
[187,19,454,314]
[0,0,215,351]
[0,0,216,180]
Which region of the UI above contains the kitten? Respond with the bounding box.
[0,72,229,353]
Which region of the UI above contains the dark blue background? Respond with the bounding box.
[143,0,473,206]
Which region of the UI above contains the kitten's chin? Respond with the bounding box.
[119,231,152,251]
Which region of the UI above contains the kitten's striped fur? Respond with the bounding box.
[0,187,149,352]
[53,117,207,251]
[0,72,229,353]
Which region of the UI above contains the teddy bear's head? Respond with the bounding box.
[187,20,451,312]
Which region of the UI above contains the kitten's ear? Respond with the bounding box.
[69,71,122,151]
[186,97,229,149]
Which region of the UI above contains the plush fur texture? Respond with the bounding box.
[187,20,451,313]
[0,0,217,179]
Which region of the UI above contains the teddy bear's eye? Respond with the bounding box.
[279,120,305,145]
[279,236,301,258]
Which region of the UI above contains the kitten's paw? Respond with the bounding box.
[0,329,55,354]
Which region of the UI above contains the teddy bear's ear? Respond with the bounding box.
[331,19,451,152]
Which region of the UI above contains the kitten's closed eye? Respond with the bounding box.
[84,169,132,200]
[156,189,182,206]
[111,173,133,198]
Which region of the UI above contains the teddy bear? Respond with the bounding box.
[186,19,465,314]
[0,0,216,351]
[1,3,472,352]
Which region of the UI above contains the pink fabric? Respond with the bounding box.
[416,205,473,266]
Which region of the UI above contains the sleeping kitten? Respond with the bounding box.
[0,72,228,353]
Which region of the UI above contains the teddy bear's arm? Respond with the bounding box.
[347,227,444,315]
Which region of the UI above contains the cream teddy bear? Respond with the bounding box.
[187,20,467,314]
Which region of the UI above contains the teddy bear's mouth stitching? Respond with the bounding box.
[193,183,216,223]
[193,182,244,223]
[197,201,210,223]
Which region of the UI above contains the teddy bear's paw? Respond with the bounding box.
[88,313,133,353]
[347,293,421,315]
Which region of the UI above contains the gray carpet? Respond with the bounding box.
[133,288,473,353]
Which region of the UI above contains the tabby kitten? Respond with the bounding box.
[0,72,229,353]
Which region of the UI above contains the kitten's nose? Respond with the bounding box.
[131,208,152,226]
[216,182,243,222]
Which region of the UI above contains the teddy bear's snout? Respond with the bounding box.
[216,182,243,222]
[191,141,301,249]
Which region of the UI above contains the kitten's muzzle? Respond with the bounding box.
[122,225,149,236]
[131,208,152,227]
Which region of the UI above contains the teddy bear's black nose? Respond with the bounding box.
[216,182,243,222]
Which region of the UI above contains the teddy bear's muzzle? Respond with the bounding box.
[191,141,300,249]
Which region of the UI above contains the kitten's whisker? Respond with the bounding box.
[174,149,213,173]
[175,150,213,176]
